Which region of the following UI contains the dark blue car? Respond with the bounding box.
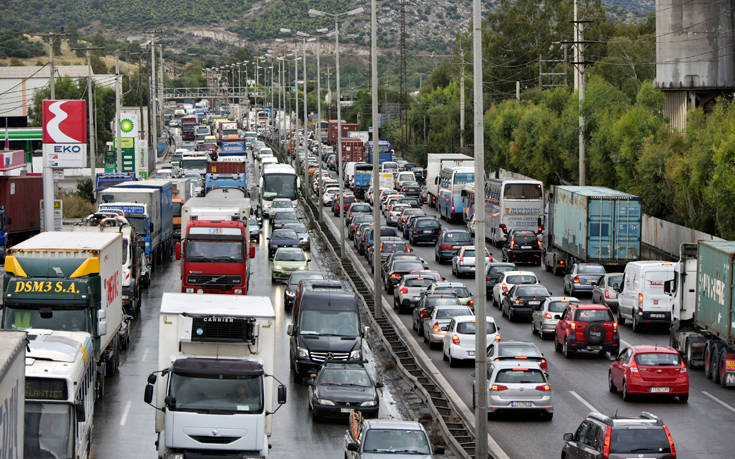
[360,226,400,258]
[408,217,442,245]
[268,228,300,259]
[434,229,473,264]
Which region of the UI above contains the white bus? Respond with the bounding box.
[437,166,475,222]
[485,178,544,245]
[260,163,299,217]
[24,329,96,459]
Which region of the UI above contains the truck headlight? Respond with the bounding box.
[317,399,335,406]
[350,349,362,360]
[185,288,194,293]
[360,400,377,407]
[297,346,309,359]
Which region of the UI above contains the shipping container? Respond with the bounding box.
[340,138,365,163]
[328,120,358,146]
[696,241,735,343]
[207,161,246,174]
[0,175,43,254]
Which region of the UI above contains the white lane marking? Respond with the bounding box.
[569,390,598,413]
[702,391,735,414]
[119,400,132,426]
[141,348,149,362]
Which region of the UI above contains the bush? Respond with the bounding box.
[62,192,95,218]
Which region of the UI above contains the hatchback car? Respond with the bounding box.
[442,316,499,367]
[393,274,435,313]
[345,202,372,225]
[425,282,474,308]
[492,271,538,307]
[412,294,462,336]
[333,194,356,217]
[398,208,425,232]
[398,181,421,197]
[409,217,442,245]
[282,222,310,250]
[609,345,689,402]
[474,360,553,420]
[284,271,326,311]
[563,262,607,296]
[562,411,677,459]
[435,230,473,264]
[368,239,412,270]
[501,230,542,265]
[386,203,410,226]
[500,284,551,322]
[531,296,578,339]
[383,259,426,294]
[307,362,381,421]
[271,247,310,283]
[452,246,492,278]
[248,215,262,243]
[554,303,620,358]
[422,305,474,349]
[486,341,548,373]
[591,272,623,313]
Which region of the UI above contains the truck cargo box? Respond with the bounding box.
[0,330,26,458]
[551,186,641,264]
[696,241,735,344]
[207,161,246,174]
[328,120,358,146]
[340,138,365,163]
[0,175,43,235]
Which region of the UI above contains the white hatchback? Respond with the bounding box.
[442,315,500,367]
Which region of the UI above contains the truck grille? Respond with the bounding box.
[310,351,350,363]
[187,274,241,287]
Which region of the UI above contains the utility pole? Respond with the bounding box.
[371,0,382,318]
[303,39,308,135]
[459,38,465,150]
[158,45,164,137]
[516,81,521,101]
[326,67,331,122]
[150,40,157,174]
[38,32,68,99]
[115,55,122,172]
[316,39,323,222]
[571,0,589,186]
[72,46,103,191]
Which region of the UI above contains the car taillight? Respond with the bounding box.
[400,287,408,294]
[514,299,522,305]
[540,359,548,371]
[490,384,508,391]
[452,204,455,212]
[391,273,401,279]
[663,426,676,458]
[499,224,507,233]
[602,426,612,458]
[638,292,644,304]
[440,244,452,250]
[535,384,550,391]
[502,284,508,292]
[432,322,441,332]
[573,276,580,284]
[486,277,492,282]
[630,360,639,373]
[613,322,618,332]
[537,239,542,248]
[544,313,553,319]
[559,260,565,265]
[604,290,611,299]
[460,254,465,262]
[413,229,419,234]
[495,334,502,341]
[452,334,460,345]
[420,309,428,319]
[680,361,687,373]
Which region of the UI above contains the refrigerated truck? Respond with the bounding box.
[144,294,286,458]
[2,232,124,398]
[0,330,26,459]
[668,241,735,386]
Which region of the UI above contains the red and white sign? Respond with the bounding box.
[42,100,87,143]
[0,150,25,172]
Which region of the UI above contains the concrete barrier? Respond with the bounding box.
[641,214,722,259]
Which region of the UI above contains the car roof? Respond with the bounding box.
[491,359,544,370]
[544,296,579,303]
[453,314,494,323]
[364,419,426,431]
[629,345,679,354]
[572,303,610,311]
[275,247,304,254]
[321,362,368,371]
[432,282,466,288]
[502,270,536,277]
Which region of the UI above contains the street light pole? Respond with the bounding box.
[370,0,382,317]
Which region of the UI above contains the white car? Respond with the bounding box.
[269,198,294,218]
[442,315,499,367]
[322,187,341,206]
[491,271,538,308]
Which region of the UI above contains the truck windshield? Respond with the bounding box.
[263,174,298,200]
[181,159,208,170]
[185,240,244,262]
[453,172,475,185]
[24,402,73,459]
[126,215,148,237]
[2,306,89,332]
[299,310,359,338]
[168,373,263,413]
[362,429,430,454]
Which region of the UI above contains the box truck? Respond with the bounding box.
[0,175,42,260]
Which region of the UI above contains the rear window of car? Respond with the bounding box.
[380,228,399,237]
[445,232,472,242]
[436,308,471,319]
[506,275,537,284]
[416,219,440,228]
[513,234,537,244]
[494,369,545,384]
[498,343,538,357]
[578,264,606,275]
[547,301,571,313]
[436,287,471,297]
[516,286,549,297]
[426,297,460,307]
[352,204,370,212]
[383,243,408,253]
[395,262,424,272]
[457,321,497,334]
[488,266,515,276]
[634,353,682,366]
[462,249,476,258]
[607,274,623,289]
[405,278,433,288]
[610,428,671,454]
[574,309,613,322]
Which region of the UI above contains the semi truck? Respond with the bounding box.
[2,232,124,398]
[0,330,26,459]
[668,242,735,387]
[0,175,43,260]
[542,186,641,274]
[340,138,365,163]
[328,120,358,146]
[205,173,247,196]
[218,139,247,162]
[144,293,286,458]
[181,196,251,236]
[425,154,472,207]
[95,172,136,192]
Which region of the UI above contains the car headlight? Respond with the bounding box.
[274,264,283,271]
[317,399,335,406]
[360,400,377,407]
[297,346,309,359]
[350,349,362,360]
[298,266,306,270]
[285,289,296,297]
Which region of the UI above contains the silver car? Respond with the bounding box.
[475,359,553,420]
[393,274,434,314]
[531,296,578,339]
[591,273,623,312]
[386,204,409,226]
[422,305,473,349]
[451,246,491,278]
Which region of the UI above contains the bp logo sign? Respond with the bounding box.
[121,118,134,133]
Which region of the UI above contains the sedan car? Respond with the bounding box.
[283,222,310,250]
[368,239,412,270]
[500,284,551,322]
[386,203,410,226]
[434,229,473,264]
[608,345,689,402]
[393,274,435,313]
[442,315,499,367]
[271,247,310,283]
[474,360,553,420]
[422,305,474,349]
[268,228,300,259]
[531,296,578,339]
[492,271,539,307]
[284,271,326,311]
[398,181,421,198]
[486,341,549,373]
[591,272,623,313]
[563,263,606,296]
[308,362,381,421]
[451,246,492,278]
[272,210,300,230]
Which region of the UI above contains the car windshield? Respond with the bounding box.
[497,343,538,357]
[24,402,73,459]
[2,307,89,332]
[635,353,682,366]
[516,286,549,297]
[548,301,571,313]
[610,428,672,454]
[457,320,497,334]
[578,264,606,275]
[436,308,472,319]
[445,232,471,242]
[186,240,244,262]
[318,368,372,387]
[299,310,359,338]
[495,368,546,384]
[574,309,613,322]
[362,429,431,454]
[272,201,292,208]
[271,229,298,240]
[168,373,263,413]
[506,275,537,284]
[405,278,434,288]
[275,250,305,262]
[607,274,623,289]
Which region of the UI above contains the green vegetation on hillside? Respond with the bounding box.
[0,32,45,59]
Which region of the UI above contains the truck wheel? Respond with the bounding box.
[109,338,120,376]
[717,349,727,387]
[704,343,714,379]
[632,313,640,333]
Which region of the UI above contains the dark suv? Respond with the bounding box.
[554,303,620,358]
[562,411,676,459]
[409,217,441,245]
[501,230,542,265]
[434,229,473,264]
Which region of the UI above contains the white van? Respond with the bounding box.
[395,171,416,188]
[617,261,676,331]
[344,162,358,187]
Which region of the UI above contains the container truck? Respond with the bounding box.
[170,178,194,241]
[0,175,42,260]
[365,140,394,165]
[340,138,365,163]
[97,198,153,284]
[181,115,198,140]
[144,293,287,458]
[2,232,124,398]
[218,139,247,162]
[205,173,247,195]
[542,186,641,274]
[667,242,735,387]
[95,172,136,192]
[328,120,358,146]
[0,330,26,459]
[425,154,473,207]
[206,161,246,175]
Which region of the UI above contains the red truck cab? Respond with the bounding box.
[176,220,255,294]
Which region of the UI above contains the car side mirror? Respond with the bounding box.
[563,433,574,441]
[75,402,86,422]
[175,241,181,260]
[144,384,154,404]
[277,384,287,404]
[287,324,294,336]
[434,445,445,455]
[347,443,359,452]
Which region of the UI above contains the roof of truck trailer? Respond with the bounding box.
[556,186,639,199]
[11,231,120,251]
[160,293,275,318]
[701,240,735,254]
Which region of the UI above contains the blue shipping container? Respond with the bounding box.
[551,186,641,264]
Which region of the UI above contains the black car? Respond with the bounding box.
[383,259,425,294]
[402,213,424,238]
[346,203,372,226]
[485,262,517,298]
[409,217,442,245]
[501,230,542,265]
[307,362,381,421]
[501,284,551,321]
[360,226,400,257]
[367,238,411,270]
[398,181,421,198]
[349,215,373,240]
[284,271,325,311]
[268,228,300,258]
[412,293,461,336]
[398,196,421,208]
[272,210,300,230]
[381,253,425,280]
[434,229,473,264]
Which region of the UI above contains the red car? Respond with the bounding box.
[332,194,356,216]
[609,345,689,402]
[554,303,619,358]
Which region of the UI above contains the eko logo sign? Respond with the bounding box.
[42,100,88,168]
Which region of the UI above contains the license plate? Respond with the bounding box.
[650,313,665,318]
[340,408,352,413]
[521,245,532,249]
[588,346,602,351]
[650,387,670,393]
[726,361,735,370]
[510,401,533,407]
[467,351,475,356]
[529,301,540,305]
[423,230,432,233]
[653,299,659,305]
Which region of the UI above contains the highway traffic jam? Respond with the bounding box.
[1,105,734,459]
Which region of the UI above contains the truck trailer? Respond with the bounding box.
[0,175,43,260]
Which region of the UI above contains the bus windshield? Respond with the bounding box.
[24,402,73,459]
[263,173,298,200]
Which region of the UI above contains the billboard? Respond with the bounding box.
[42,100,87,168]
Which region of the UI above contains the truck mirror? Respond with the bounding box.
[175,242,181,260]
[347,443,359,452]
[249,245,256,258]
[663,280,672,294]
[147,373,157,384]
[362,325,369,337]
[75,402,86,422]
[563,433,574,441]
[144,384,154,404]
[277,384,287,404]
[287,324,294,336]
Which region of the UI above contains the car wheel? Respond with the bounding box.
[617,309,626,326]
[608,371,617,393]
[632,312,640,333]
[622,380,631,401]
[423,331,429,344]
[434,252,439,262]
[508,308,515,322]
[442,347,448,361]
[563,340,574,358]
[448,352,457,367]
[555,336,562,352]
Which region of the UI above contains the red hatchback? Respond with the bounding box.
[332,194,356,216]
[609,345,689,403]
[554,303,619,358]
